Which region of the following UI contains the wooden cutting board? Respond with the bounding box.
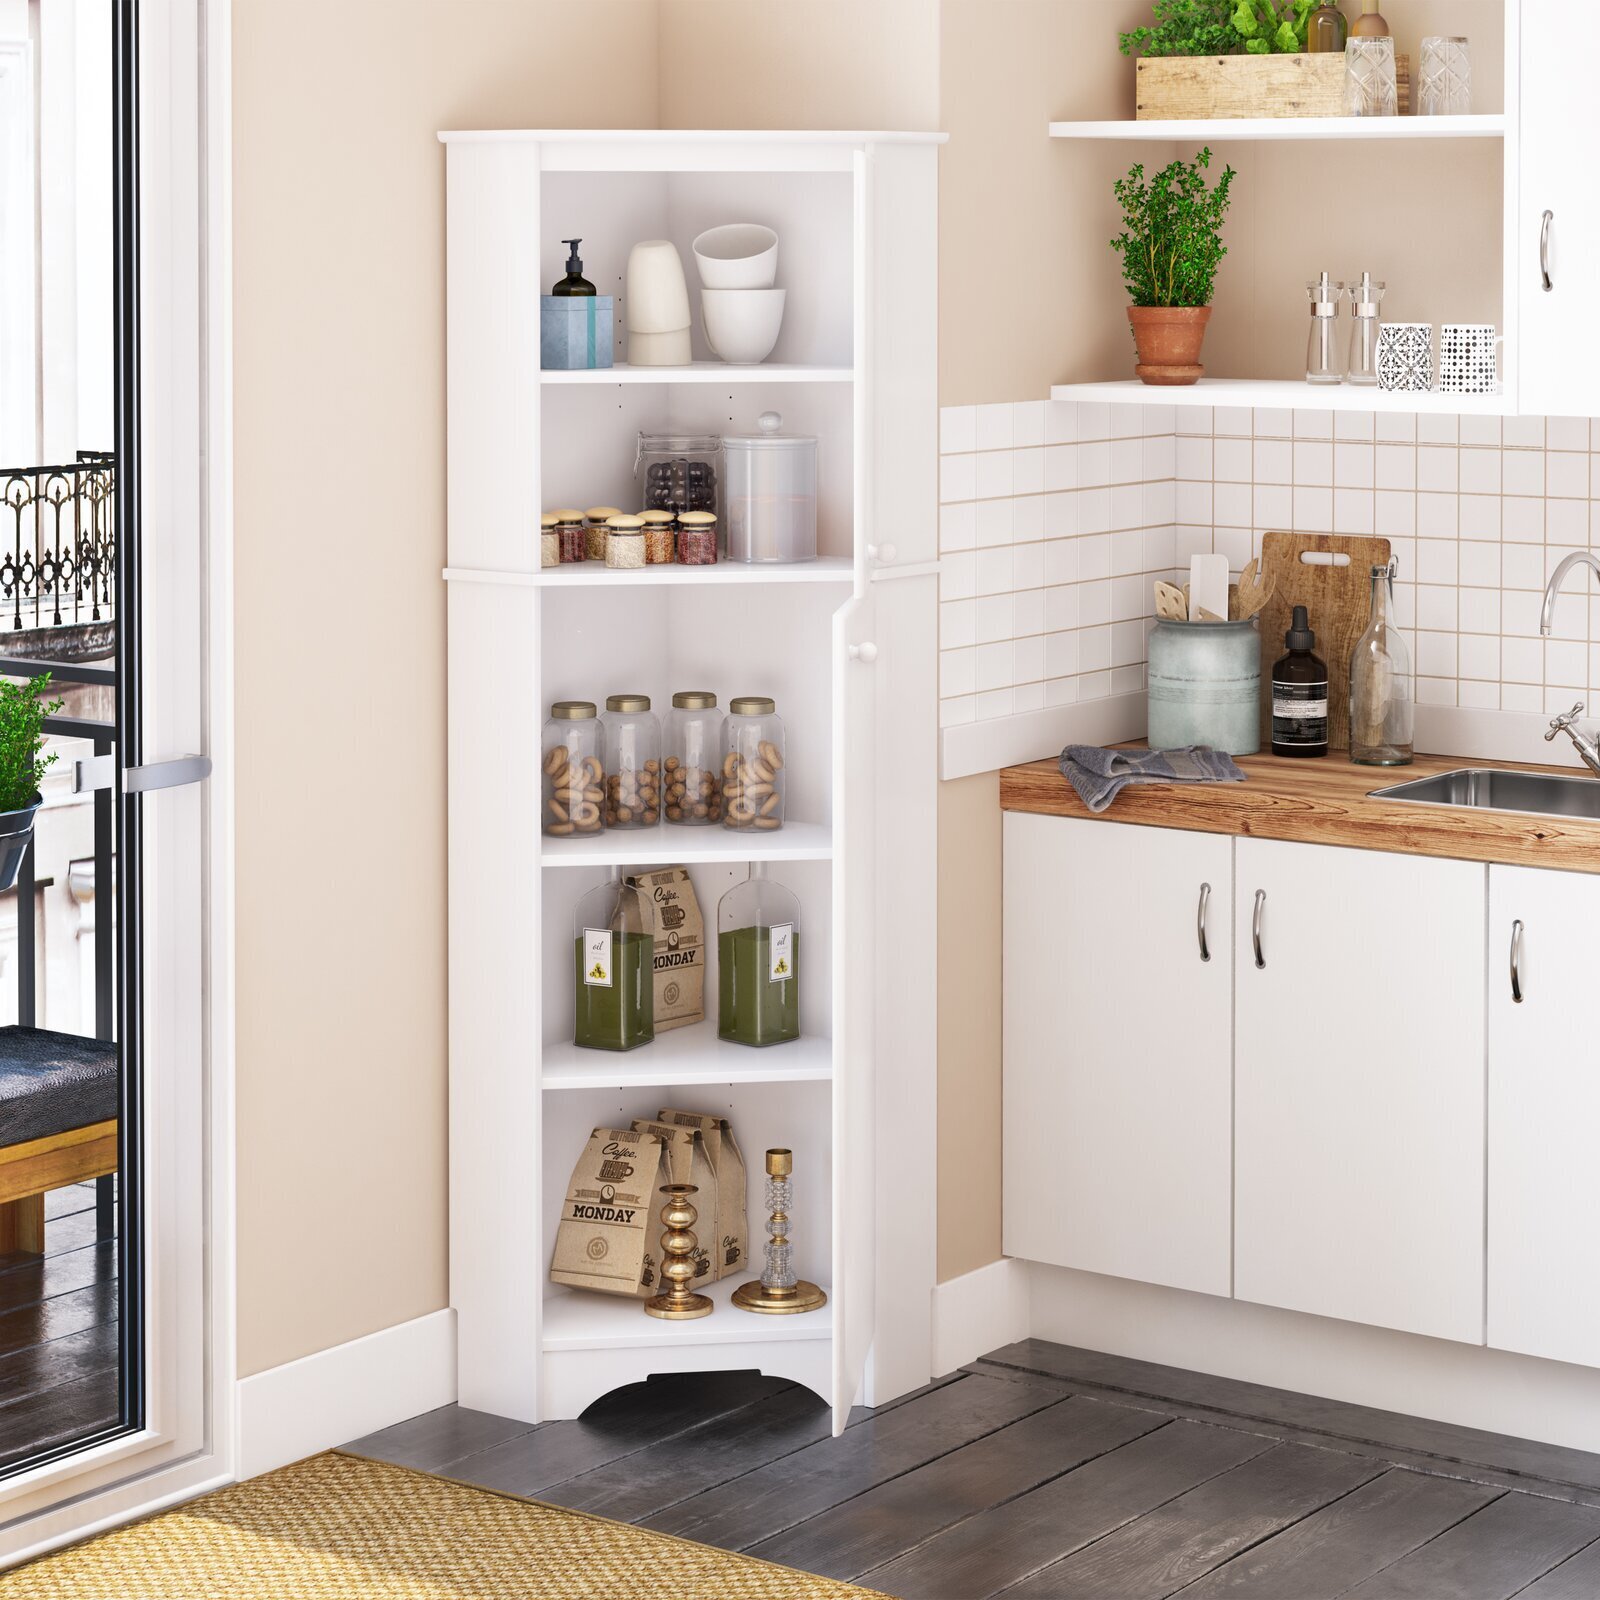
[1257,532,1391,751]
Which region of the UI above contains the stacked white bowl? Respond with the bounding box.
[694,224,785,366]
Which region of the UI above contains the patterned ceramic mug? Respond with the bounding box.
[1438,324,1503,394]
[1375,322,1434,393]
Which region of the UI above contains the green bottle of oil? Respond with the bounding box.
[718,863,800,1048]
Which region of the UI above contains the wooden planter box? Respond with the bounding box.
[1136,52,1409,119]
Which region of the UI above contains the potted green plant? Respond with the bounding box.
[1109,146,1236,386]
[0,675,62,892]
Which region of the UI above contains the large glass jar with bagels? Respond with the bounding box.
[722,696,785,831]
[542,701,604,837]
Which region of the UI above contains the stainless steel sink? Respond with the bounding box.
[1368,767,1600,820]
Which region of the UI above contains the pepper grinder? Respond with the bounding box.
[1345,272,1385,387]
[1306,272,1345,385]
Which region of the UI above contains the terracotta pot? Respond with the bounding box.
[1127,305,1213,386]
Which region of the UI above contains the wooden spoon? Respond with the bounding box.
[1153,580,1188,621]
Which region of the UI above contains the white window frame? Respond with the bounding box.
[0,33,37,465]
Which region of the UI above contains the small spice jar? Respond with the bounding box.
[539,513,560,569]
[602,693,662,829]
[664,691,724,825]
[585,506,621,562]
[542,701,604,837]
[722,696,785,832]
[677,511,719,566]
[640,510,677,565]
[553,510,586,564]
[605,514,646,570]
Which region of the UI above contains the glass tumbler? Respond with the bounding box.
[1419,36,1471,116]
[1344,37,1397,116]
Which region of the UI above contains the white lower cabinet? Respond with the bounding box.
[1003,813,1233,1296]
[1233,838,1486,1344]
[1488,864,1600,1367]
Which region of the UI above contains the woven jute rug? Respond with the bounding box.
[2,1450,893,1598]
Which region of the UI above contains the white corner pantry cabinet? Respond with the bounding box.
[441,129,944,1433]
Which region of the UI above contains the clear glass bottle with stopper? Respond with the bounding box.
[1345,272,1384,386]
[1306,272,1344,385]
[1349,559,1414,766]
[1307,2,1348,51]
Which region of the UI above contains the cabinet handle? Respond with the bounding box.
[848,642,878,664]
[1541,210,1554,292]
[1252,889,1266,970]
[1196,882,1211,962]
[1510,918,1524,1004]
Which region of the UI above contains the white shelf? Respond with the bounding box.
[542,1272,832,1350]
[541,818,833,869]
[464,557,855,589]
[542,362,853,386]
[1048,114,1506,142]
[1049,379,1514,415]
[542,1028,833,1090]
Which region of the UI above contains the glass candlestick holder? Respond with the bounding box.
[733,1149,827,1314]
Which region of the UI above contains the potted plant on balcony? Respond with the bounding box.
[0,675,61,892]
[1110,146,1236,386]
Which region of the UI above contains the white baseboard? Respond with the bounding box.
[235,1309,457,1480]
[931,1257,1030,1377]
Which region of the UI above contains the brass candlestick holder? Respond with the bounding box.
[644,1183,713,1320]
[733,1148,827,1315]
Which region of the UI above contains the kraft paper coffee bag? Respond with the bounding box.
[550,1126,671,1298]
[626,868,704,1032]
[631,1118,718,1285]
[657,1107,748,1279]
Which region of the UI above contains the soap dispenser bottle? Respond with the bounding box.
[1271,605,1330,759]
[551,238,596,297]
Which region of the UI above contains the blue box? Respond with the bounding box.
[540,295,614,370]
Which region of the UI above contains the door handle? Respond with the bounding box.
[75,753,212,794]
[1510,918,1524,1004]
[1252,889,1266,969]
[866,543,898,565]
[1541,209,1553,292]
[1196,882,1211,962]
[848,642,878,664]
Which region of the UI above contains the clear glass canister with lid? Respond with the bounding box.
[553,510,586,564]
[539,513,559,569]
[640,510,677,565]
[722,696,785,831]
[636,432,721,524]
[574,869,654,1052]
[542,701,604,837]
[605,515,645,570]
[723,411,818,564]
[718,863,799,1047]
[585,506,621,562]
[677,511,718,566]
[603,693,662,828]
[664,691,724,825]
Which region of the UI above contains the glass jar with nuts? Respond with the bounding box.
[542,701,605,837]
[602,693,662,829]
[664,691,724,826]
[722,696,785,831]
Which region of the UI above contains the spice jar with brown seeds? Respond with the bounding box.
[542,701,604,838]
[539,513,560,569]
[664,691,724,826]
[640,509,677,565]
[602,693,662,829]
[722,696,785,832]
[585,506,622,562]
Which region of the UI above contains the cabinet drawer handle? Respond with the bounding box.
[1197,882,1211,963]
[1510,918,1524,1004]
[1541,210,1554,292]
[1252,889,1266,970]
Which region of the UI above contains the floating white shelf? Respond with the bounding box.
[1049,378,1514,416]
[542,1272,832,1350]
[443,559,854,589]
[542,361,853,385]
[541,818,833,870]
[1048,114,1506,142]
[542,1029,833,1090]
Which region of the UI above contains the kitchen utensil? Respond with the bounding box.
[692,224,779,289]
[1234,557,1274,620]
[723,411,817,562]
[1154,580,1188,621]
[626,240,692,366]
[1189,553,1230,623]
[701,288,787,365]
[1257,531,1391,750]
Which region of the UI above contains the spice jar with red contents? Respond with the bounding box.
[722,697,785,831]
[640,510,677,565]
[552,510,586,564]
[677,511,719,565]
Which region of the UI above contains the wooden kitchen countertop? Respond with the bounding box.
[1000,748,1600,873]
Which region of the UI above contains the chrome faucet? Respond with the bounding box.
[1547,703,1600,777]
[1539,550,1600,636]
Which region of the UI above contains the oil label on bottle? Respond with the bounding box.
[1272,682,1329,745]
[768,923,794,984]
[582,927,612,988]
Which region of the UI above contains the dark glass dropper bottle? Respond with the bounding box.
[1271,605,1330,759]
[551,238,596,297]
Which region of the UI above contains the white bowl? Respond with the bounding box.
[625,239,691,335]
[693,224,779,290]
[701,288,786,366]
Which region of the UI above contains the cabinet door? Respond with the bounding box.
[1004,814,1233,1297]
[1488,865,1600,1367]
[1520,0,1600,415]
[1234,839,1485,1344]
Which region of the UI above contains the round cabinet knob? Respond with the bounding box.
[848,642,879,664]
[867,543,898,565]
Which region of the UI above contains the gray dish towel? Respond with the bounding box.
[1060,744,1247,814]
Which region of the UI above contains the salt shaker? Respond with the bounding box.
[1345,272,1385,387]
[1306,272,1344,385]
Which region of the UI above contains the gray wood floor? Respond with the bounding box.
[343,1338,1600,1599]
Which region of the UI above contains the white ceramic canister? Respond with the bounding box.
[722,411,818,563]
[1146,619,1261,756]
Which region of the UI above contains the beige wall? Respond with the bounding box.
[231,0,660,1378]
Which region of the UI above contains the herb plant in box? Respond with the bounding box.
[1110,146,1235,385]
[0,675,61,891]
